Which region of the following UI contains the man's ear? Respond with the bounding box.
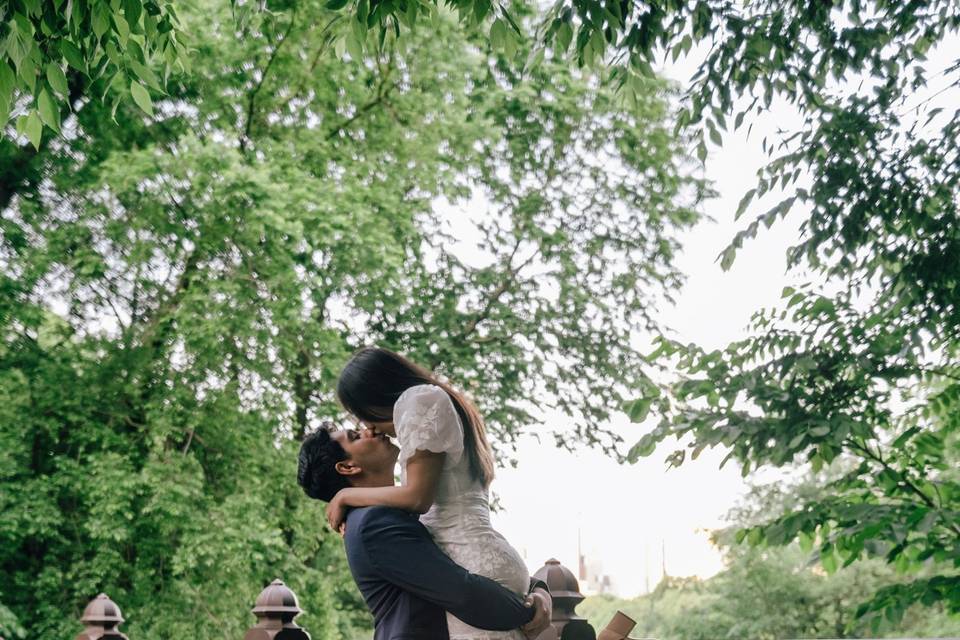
[335,460,362,476]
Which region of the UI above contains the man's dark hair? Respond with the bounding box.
[297,427,352,502]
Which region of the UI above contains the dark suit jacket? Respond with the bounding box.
[344,506,539,640]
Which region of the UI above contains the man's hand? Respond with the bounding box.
[326,492,348,533]
[521,587,552,640]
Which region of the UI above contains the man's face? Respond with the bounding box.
[330,427,399,477]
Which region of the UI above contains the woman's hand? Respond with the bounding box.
[326,492,349,533]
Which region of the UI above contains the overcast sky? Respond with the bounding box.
[468,44,805,596]
[480,34,960,597]
[484,93,803,596]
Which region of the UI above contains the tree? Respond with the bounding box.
[591,2,960,628]
[579,478,960,639]
[0,0,705,636]
[0,0,187,146]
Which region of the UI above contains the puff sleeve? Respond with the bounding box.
[393,384,464,470]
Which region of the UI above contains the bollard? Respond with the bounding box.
[242,579,311,640]
[532,559,596,640]
[75,594,128,640]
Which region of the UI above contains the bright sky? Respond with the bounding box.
[484,123,801,597]
[471,48,806,598]
[480,34,960,598]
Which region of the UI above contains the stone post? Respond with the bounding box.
[242,579,311,640]
[75,594,128,640]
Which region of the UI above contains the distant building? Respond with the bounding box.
[578,529,613,596]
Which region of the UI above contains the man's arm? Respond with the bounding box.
[359,510,536,631]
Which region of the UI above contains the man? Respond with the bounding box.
[297,425,552,640]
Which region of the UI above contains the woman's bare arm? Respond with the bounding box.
[326,450,444,530]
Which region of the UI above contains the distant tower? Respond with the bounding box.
[661,539,668,581]
[578,528,586,580]
[644,542,650,594]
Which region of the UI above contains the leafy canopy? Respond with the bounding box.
[0,0,186,147]
[0,0,705,637]
[619,1,960,631]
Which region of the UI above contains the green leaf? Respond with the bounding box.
[734,110,745,130]
[0,92,10,126]
[130,80,153,115]
[114,13,131,46]
[490,19,507,51]
[891,426,920,449]
[37,88,60,132]
[500,6,523,36]
[92,4,111,39]
[46,63,69,97]
[708,123,722,146]
[60,40,86,72]
[627,435,657,462]
[24,110,42,149]
[16,46,38,91]
[123,0,143,27]
[556,22,573,53]
[821,545,838,574]
[345,32,364,60]
[129,60,162,91]
[719,244,736,271]
[325,0,350,11]
[734,188,756,220]
[626,397,652,422]
[695,139,707,163]
[502,28,518,58]
[0,63,15,104]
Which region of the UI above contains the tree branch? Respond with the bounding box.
[240,11,297,151]
[846,437,960,538]
[325,54,397,140]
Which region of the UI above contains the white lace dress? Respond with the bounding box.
[393,384,529,640]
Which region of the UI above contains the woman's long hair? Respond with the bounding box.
[336,346,495,487]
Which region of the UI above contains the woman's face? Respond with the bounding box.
[363,419,396,437]
[348,413,396,437]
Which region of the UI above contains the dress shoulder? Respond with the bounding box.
[393,384,464,470]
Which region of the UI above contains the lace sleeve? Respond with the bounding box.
[393,384,464,470]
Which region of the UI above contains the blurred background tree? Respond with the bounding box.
[580,475,960,639]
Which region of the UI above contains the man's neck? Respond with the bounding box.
[351,471,395,489]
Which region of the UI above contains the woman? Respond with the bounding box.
[327,346,530,640]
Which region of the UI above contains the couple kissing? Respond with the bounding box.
[297,346,553,640]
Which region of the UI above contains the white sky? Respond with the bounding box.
[481,35,960,598]
[485,120,800,596]
[462,50,804,597]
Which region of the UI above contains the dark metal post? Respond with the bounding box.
[75,594,129,640]
[242,579,311,640]
[532,558,596,640]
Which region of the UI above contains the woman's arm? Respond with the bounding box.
[325,450,444,531]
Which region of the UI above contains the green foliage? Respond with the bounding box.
[0,0,703,637]
[579,479,960,639]
[613,1,960,627]
[0,0,186,145]
[581,554,960,640]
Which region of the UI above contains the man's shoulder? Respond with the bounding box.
[347,506,419,533]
